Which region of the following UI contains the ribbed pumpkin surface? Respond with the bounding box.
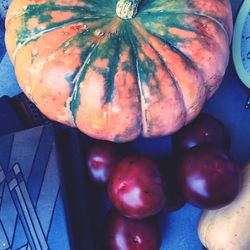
[5,0,232,142]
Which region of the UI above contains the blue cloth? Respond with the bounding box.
[0,1,248,249]
[0,18,5,62]
[0,0,22,97]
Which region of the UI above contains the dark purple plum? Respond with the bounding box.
[159,159,186,212]
[172,113,230,154]
[104,209,161,250]
[178,146,241,209]
[163,185,186,212]
[86,141,120,188]
[108,155,165,219]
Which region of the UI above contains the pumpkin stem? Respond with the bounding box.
[116,0,142,20]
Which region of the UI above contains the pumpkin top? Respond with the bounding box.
[116,0,142,19]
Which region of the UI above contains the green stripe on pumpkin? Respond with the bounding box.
[133,27,187,119]
[139,11,228,40]
[15,1,114,47]
[23,1,112,19]
[127,26,158,89]
[69,42,99,123]
[90,35,121,104]
[16,17,101,46]
[138,0,190,14]
[137,13,197,45]
[125,24,152,133]
[135,22,197,71]
[69,21,124,121]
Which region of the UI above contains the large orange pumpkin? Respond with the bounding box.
[5,0,232,142]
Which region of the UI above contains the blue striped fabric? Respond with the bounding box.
[0,18,5,64]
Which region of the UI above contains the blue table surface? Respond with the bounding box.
[0,1,248,249]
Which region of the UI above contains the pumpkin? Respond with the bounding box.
[5,0,232,142]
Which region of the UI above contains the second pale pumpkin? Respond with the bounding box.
[5,0,232,142]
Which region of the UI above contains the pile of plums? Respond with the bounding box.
[86,113,241,250]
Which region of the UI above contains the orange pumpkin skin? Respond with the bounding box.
[5,0,232,142]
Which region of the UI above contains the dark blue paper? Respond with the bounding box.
[0,125,71,250]
[0,95,24,135]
